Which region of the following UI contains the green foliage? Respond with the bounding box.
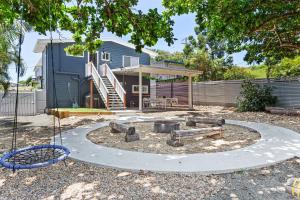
[270,56,300,78]
[183,35,232,81]
[248,65,268,79]
[163,0,300,64]
[2,0,175,54]
[237,81,277,112]
[153,49,185,63]
[0,20,26,94]
[224,68,254,80]
[22,76,38,88]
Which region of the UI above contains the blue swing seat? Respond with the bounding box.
[0,144,70,170]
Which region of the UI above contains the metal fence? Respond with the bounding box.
[153,79,300,107]
[0,90,46,116]
[193,79,300,107]
[155,81,188,104]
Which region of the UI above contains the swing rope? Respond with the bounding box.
[0,0,69,172]
[11,0,24,156]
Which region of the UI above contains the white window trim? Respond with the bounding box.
[101,52,111,61]
[66,51,85,57]
[132,85,148,94]
[122,55,140,67]
[87,52,99,67]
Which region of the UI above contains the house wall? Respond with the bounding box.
[45,42,151,108]
[45,43,86,108]
[116,74,150,108]
[98,41,150,69]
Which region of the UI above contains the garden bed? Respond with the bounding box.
[87,121,260,154]
[48,108,113,118]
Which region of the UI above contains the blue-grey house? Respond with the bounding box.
[33,38,201,111]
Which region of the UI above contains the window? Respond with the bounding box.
[66,51,84,57]
[123,56,139,67]
[132,85,148,94]
[101,52,110,61]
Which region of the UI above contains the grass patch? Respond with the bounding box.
[57,108,108,113]
[247,65,267,79]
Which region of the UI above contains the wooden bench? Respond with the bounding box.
[167,126,224,147]
[185,117,225,127]
[265,106,300,116]
[109,122,139,142]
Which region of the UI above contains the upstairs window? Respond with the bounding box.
[66,51,84,57]
[101,52,110,61]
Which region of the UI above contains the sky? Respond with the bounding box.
[9,0,247,82]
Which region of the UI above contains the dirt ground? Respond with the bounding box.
[1,107,300,199]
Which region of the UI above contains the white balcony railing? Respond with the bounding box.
[85,62,110,108]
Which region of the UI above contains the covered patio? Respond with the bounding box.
[113,65,202,111]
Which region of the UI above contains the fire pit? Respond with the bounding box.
[153,120,180,133]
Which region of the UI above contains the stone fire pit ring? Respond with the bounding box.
[153,120,180,133]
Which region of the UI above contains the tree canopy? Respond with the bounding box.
[183,34,233,81]
[270,56,300,79]
[0,21,26,93]
[1,0,175,54]
[152,49,185,63]
[163,0,300,64]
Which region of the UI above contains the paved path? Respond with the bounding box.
[57,116,300,174]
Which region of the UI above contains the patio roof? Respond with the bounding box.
[112,65,202,77]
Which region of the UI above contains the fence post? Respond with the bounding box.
[33,90,37,115]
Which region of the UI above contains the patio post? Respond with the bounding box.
[89,79,93,108]
[139,69,143,111]
[188,75,193,109]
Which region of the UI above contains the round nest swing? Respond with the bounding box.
[0,145,70,170]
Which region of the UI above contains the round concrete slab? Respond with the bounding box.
[56,117,300,174]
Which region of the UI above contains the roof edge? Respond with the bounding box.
[33,38,158,57]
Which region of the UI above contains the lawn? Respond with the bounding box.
[247,65,267,79]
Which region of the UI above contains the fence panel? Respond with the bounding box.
[269,80,300,108]
[156,81,188,104]
[193,79,300,108]
[0,91,36,116]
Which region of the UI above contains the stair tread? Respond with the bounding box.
[91,68,126,110]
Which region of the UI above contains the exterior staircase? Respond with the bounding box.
[101,76,125,110]
[86,62,126,110]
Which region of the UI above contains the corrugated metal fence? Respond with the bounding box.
[154,79,300,107]
[155,81,188,104]
[193,79,300,107]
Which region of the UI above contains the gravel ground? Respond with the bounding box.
[87,122,260,154]
[0,160,224,200]
[0,158,298,200]
[1,108,300,199]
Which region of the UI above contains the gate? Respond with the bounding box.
[0,91,36,116]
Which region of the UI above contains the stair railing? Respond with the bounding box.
[86,62,110,108]
[100,63,127,108]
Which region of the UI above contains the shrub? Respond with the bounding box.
[224,67,254,80]
[237,81,277,112]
